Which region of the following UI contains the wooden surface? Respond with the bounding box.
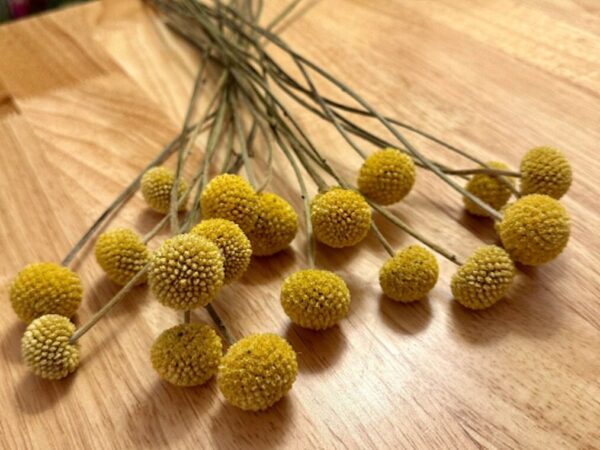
[1,1,599,448]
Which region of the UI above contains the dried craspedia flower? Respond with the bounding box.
[21,314,80,379]
[451,246,515,310]
[379,245,439,302]
[200,174,259,234]
[247,192,299,256]
[280,269,350,330]
[311,188,371,248]
[218,334,298,411]
[148,234,224,310]
[141,166,188,214]
[358,148,416,205]
[10,262,83,323]
[94,228,150,286]
[150,323,223,387]
[463,161,514,217]
[496,194,570,266]
[520,146,572,199]
[190,219,252,283]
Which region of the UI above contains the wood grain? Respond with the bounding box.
[1,1,599,448]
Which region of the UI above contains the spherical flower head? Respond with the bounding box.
[218,334,298,411]
[141,166,188,214]
[463,161,514,217]
[280,269,350,330]
[150,323,223,387]
[248,192,299,256]
[10,262,83,323]
[95,228,150,286]
[148,234,224,310]
[21,314,80,379]
[310,188,371,248]
[496,194,570,266]
[358,148,416,205]
[200,174,259,234]
[379,245,439,302]
[190,219,251,283]
[520,146,572,199]
[451,245,515,310]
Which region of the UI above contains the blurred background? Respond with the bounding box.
[0,0,83,22]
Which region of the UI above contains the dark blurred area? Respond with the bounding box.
[0,0,84,22]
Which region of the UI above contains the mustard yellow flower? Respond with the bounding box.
[280,269,350,330]
[463,161,514,217]
[218,334,298,411]
[141,166,188,214]
[21,314,80,380]
[94,228,150,286]
[379,245,439,302]
[520,147,572,199]
[311,188,371,248]
[10,262,82,323]
[358,148,416,205]
[248,193,299,256]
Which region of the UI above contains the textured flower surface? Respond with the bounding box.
[191,219,252,283]
[95,228,150,286]
[311,188,371,248]
[451,245,515,309]
[150,323,223,386]
[379,245,439,302]
[21,314,80,379]
[218,334,298,411]
[464,161,514,217]
[10,262,83,323]
[280,269,350,329]
[148,234,224,310]
[358,148,416,205]
[520,147,572,199]
[200,174,259,234]
[496,194,570,265]
[141,166,188,214]
[247,192,298,256]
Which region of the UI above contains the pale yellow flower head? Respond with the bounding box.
[463,161,513,217]
[95,228,150,286]
[358,148,416,205]
[141,166,188,214]
[520,146,572,199]
[248,193,298,256]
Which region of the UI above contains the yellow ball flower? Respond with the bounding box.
[451,246,515,310]
[150,323,223,387]
[218,334,298,411]
[190,219,252,283]
[248,193,299,256]
[379,245,439,302]
[520,146,572,199]
[358,148,416,205]
[148,234,224,310]
[311,188,371,248]
[463,161,514,217]
[94,228,150,286]
[280,269,350,330]
[21,314,80,380]
[496,194,570,266]
[141,166,188,214]
[200,174,259,234]
[10,262,83,323]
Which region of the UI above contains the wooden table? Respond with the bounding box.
[1,1,599,448]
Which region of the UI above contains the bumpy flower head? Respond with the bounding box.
[150,323,223,387]
[358,148,416,205]
[141,166,188,214]
[311,188,371,248]
[280,269,350,330]
[190,219,251,283]
[10,262,82,323]
[148,234,224,310]
[248,192,299,256]
[463,161,514,217]
[218,334,298,411]
[379,245,439,302]
[520,147,572,199]
[496,194,570,265]
[95,228,150,286]
[21,314,80,379]
[200,174,259,234]
[451,246,515,310]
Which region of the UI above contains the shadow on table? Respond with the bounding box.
[284,323,347,374]
[378,294,432,335]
